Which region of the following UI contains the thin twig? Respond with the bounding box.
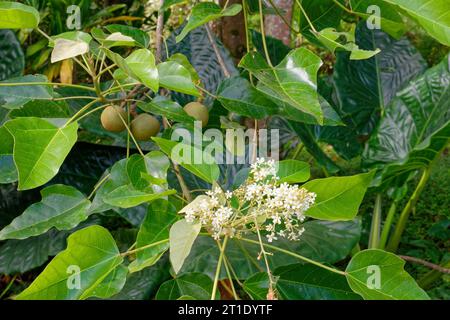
[399,256,450,274]
[205,24,231,78]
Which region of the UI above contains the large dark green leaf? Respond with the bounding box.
[275,264,361,300]
[0,30,24,81]
[0,185,90,240]
[350,0,405,38]
[0,75,53,109]
[4,117,78,190]
[166,25,238,107]
[130,200,179,272]
[16,225,125,300]
[155,272,219,300]
[216,76,279,119]
[383,0,450,46]
[239,48,324,123]
[345,249,430,299]
[110,256,171,300]
[319,22,426,159]
[0,229,66,275]
[180,219,361,279]
[363,55,450,187]
[298,0,344,43]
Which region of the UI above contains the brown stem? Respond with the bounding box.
[205,24,231,78]
[399,255,450,274]
[156,0,165,62]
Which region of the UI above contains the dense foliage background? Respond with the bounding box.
[0,0,448,300]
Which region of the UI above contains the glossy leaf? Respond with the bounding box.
[0,155,16,183]
[363,54,450,187]
[176,2,242,43]
[298,0,344,43]
[16,225,124,300]
[383,0,450,45]
[303,172,374,220]
[103,185,175,208]
[153,137,220,184]
[0,74,53,109]
[0,229,67,275]
[350,0,405,38]
[276,159,310,184]
[321,22,426,159]
[166,25,238,107]
[316,28,380,60]
[168,53,200,83]
[4,117,78,190]
[0,185,90,240]
[216,76,278,119]
[123,49,158,92]
[243,272,269,300]
[345,249,430,299]
[50,39,90,63]
[239,48,324,123]
[157,61,199,96]
[132,200,179,272]
[169,218,201,274]
[155,273,218,300]
[181,219,361,279]
[275,264,361,300]
[137,96,196,124]
[0,1,40,29]
[9,100,71,119]
[105,24,150,48]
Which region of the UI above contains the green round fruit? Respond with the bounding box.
[131,114,160,140]
[100,105,127,132]
[183,102,209,127]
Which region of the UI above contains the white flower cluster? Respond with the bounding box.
[244,159,316,242]
[184,187,235,240]
[181,158,316,242]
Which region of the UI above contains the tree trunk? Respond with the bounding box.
[265,0,293,45]
[218,0,247,61]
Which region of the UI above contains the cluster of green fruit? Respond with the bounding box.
[100,101,209,140]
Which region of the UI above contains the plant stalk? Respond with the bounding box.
[386,167,432,252]
[368,194,382,249]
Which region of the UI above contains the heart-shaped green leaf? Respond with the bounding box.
[345,249,430,300]
[4,117,78,190]
[157,61,199,96]
[239,48,324,123]
[15,225,125,300]
[303,171,374,220]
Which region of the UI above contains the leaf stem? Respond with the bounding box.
[368,194,382,249]
[121,239,169,257]
[379,201,397,250]
[211,236,229,300]
[0,82,97,92]
[295,0,317,33]
[386,167,432,252]
[258,0,273,67]
[239,237,346,276]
